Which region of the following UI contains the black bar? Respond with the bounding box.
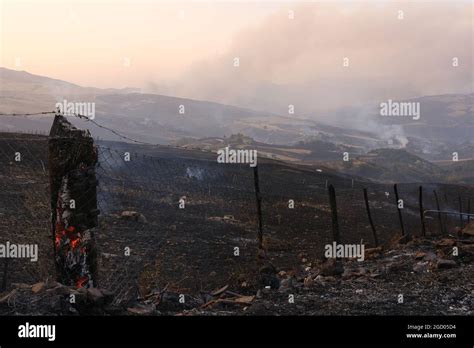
[0,316,471,345]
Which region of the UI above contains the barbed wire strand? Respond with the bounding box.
[0,111,56,116]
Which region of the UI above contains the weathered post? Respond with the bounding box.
[458,196,463,228]
[443,192,450,230]
[363,188,378,247]
[468,198,471,224]
[253,166,263,250]
[328,184,340,243]
[419,186,426,236]
[1,258,8,291]
[49,115,99,288]
[393,184,405,236]
[433,190,445,234]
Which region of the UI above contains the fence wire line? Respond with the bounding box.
[0,111,56,117]
[0,111,216,153]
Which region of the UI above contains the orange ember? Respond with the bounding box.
[76,276,89,288]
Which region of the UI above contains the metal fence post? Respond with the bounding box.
[419,186,426,236]
[328,184,340,243]
[253,166,263,250]
[393,184,405,236]
[363,188,378,247]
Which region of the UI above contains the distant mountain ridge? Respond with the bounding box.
[0,67,387,147]
[0,68,472,161]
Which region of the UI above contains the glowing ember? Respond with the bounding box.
[54,175,94,289]
[76,276,89,288]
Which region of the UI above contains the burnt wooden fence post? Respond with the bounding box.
[419,186,426,236]
[328,184,340,243]
[253,166,263,250]
[393,184,406,236]
[363,188,378,247]
[49,115,99,288]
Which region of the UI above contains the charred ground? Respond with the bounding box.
[0,133,472,315]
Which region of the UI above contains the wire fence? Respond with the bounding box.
[0,134,52,291]
[0,113,473,307]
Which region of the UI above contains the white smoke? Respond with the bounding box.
[166,2,472,120]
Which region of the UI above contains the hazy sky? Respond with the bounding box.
[0,0,282,87]
[1,0,472,114]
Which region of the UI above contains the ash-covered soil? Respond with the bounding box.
[1,234,472,316]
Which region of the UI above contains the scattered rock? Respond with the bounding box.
[303,276,314,288]
[120,211,147,223]
[422,251,438,262]
[127,303,156,315]
[278,277,295,292]
[323,276,337,282]
[365,246,383,259]
[234,296,255,304]
[435,239,456,247]
[414,251,426,260]
[86,288,113,305]
[314,275,336,285]
[101,252,118,259]
[461,222,474,236]
[413,261,429,273]
[31,282,45,294]
[342,267,367,279]
[436,259,457,269]
[320,259,344,276]
[208,215,240,224]
[458,244,474,262]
